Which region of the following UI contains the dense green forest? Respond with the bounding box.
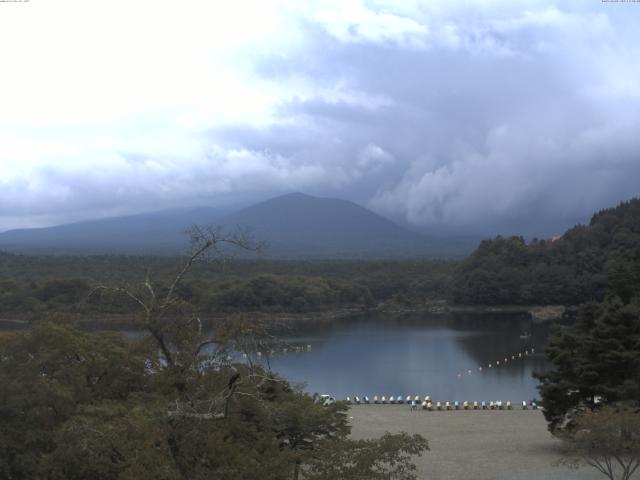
[0,254,453,319]
[453,198,640,306]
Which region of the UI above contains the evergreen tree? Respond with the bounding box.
[536,297,640,431]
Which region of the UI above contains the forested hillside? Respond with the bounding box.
[0,254,453,319]
[453,198,640,305]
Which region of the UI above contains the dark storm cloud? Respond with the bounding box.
[205,3,640,236]
[2,2,639,234]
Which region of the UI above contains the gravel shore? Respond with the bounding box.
[349,406,601,480]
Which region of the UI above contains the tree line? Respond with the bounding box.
[452,198,640,306]
[0,256,454,319]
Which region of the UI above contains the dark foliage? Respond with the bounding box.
[0,256,453,319]
[0,319,429,479]
[535,297,640,431]
[453,198,640,305]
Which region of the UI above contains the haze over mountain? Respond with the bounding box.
[0,207,228,255]
[0,193,476,258]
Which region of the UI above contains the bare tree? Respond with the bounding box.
[95,226,260,359]
[559,403,640,480]
[92,226,265,405]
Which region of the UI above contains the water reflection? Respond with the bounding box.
[268,312,549,402]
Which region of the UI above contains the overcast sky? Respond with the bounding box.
[1,0,639,236]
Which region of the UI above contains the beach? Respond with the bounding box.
[349,406,601,480]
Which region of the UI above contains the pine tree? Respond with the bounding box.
[536,296,640,431]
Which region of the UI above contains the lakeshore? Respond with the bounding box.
[349,406,600,480]
[0,303,566,332]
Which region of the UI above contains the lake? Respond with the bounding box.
[0,311,550,404]
[265,312,549,403]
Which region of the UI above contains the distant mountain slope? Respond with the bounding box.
[0,207,226,254]
[0,193,476,258]
[452,197,640,305]
[218,193,431,258]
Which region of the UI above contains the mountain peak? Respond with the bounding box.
[218,193,427,258]
[0,194,469,258]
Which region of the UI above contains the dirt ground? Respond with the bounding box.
[348,405,602,480]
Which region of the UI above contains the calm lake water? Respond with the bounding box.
[0,311,549,403]
[266,312,549,403]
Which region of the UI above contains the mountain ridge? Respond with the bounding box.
[0,193,475,258]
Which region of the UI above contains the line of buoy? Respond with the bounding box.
[456,347,536,379]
